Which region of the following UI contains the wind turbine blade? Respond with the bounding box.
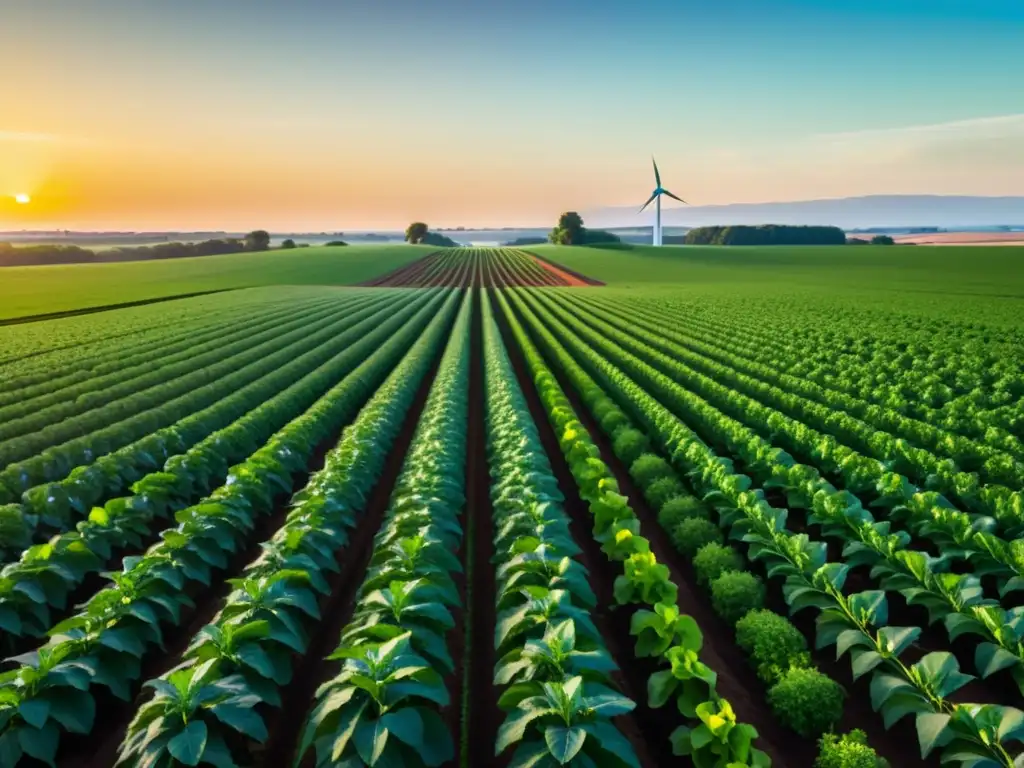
[638,191,658,213]
[661,189,687,204]
[652,157,662,187]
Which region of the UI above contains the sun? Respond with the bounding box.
[14,194,31,205]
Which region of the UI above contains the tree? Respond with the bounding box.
[325,240,348,247]
[244,230,271,252]
[405,222,429,244]
[281,239,296,249]
[548,212,586,245]
[870,235,895,245]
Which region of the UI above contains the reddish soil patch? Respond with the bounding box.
[529,256,589,286]
[528,252,605,286]
[846,231,1024,246]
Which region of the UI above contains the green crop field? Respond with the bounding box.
[0,247,1022,768]
[0,243,433,321]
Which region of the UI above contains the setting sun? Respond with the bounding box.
[14,194,30,205]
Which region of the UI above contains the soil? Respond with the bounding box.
[462,284,502,767]
[527,252,605,286]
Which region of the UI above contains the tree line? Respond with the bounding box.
[684,225,847,246]
[0,230,352,268]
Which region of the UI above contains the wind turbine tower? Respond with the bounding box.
[639,157,686,246]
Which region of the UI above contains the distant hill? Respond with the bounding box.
[584,195,1024,230]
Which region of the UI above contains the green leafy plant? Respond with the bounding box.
[673,517,724,558]
[658,495,709,528]
[734,609,811,686]
[612,429,650,467]
[815,729,888,768]
[630,602,702,658]
[119,659,266,767]
[495,676,639,767]
[298,633,454,767]
[629,454,675,489]
[613,551,678,606]
[669,699,771,767]
[693,543,744,587]
[710,571,765,626]
[768,667,844,738]
[643,476,687,511]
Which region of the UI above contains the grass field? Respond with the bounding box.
[0,247,1022,768]
[0,243,433,320]
[532,242,1024,294]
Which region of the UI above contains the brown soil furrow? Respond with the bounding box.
[462,284,501,767]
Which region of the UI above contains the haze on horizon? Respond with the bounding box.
[2,0,1022,232]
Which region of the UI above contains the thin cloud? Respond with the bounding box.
[814,114,1024,142]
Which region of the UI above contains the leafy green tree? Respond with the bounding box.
[405,222,429,244]
[244,230,271,252]
[870,235,895,245]
[549,211,586,245]
[280,239,296,249]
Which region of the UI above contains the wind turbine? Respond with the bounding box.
[639,157,686,246]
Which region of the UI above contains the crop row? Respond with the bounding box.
[0,289,461,765]
[530,288,1024,607]
[0,290,447,644]
[0,292,428,554]
[0,287,310,382]
[510,286,1024,766]
[629,293,1024,449]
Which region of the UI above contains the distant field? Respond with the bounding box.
[0,243,433,320]
[531,243,1024,294]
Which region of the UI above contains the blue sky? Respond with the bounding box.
[2,0,1022,228]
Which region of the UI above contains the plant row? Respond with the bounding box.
[0,291,446,644]
[0,289,461,766]
[0,293,359,445]
[115,289,469,768]
[480,291,645,767]
[530,290,1024,603]
[514,288,1024,766]
[0,291,427,559]
[294,289,472,767]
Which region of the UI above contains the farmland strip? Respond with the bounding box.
[0,290,461,766]
[0,291,426,556]
[0,294,376,444]
[513,287,1024,766]
[531,289,1024,601]
[0,291,447,644]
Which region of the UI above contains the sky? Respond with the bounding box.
[1,0,1023,231]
